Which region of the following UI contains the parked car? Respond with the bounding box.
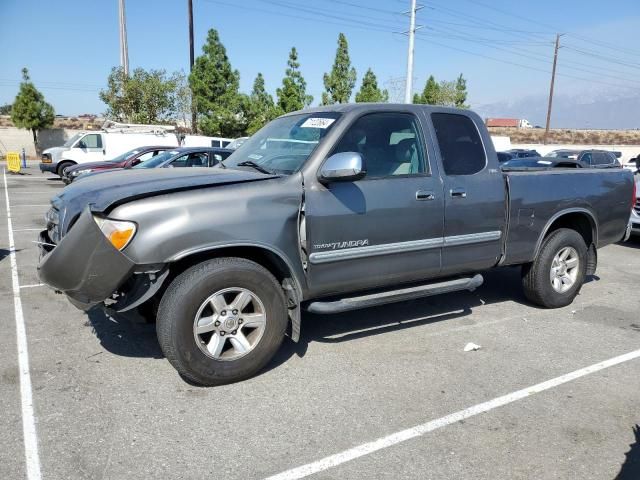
[37,104,635,385]
[40,122,179,177]
[63,146,173,184]
[504,148,541,158]
[74,147,234,183]
[497,151,515,163]
[622,155,640,174]
[131,147,233,169]
[180,135,234,148]
[501,157,583,170]
[576,150,621,169]
[547,149,582,160]
[631,177,640,237]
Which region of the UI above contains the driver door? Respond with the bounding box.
[76,134,104,161]
[304,111,444,297]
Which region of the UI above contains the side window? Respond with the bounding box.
[592,152,613,165]
[186,152,208,167]
[431,113,486,176]
[134,151,156,165]
[77,134,102,149]
[581,152,592,165]
[331,112,426,178]
[170,154,190,168]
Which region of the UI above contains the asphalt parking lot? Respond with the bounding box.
[1,167,639,480]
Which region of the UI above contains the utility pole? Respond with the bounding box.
[403,0,418,104]
[118,0,129,76]
[544,34,563,144]
[188,0,197,133]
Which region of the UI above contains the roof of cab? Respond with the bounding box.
[281,103,470,116]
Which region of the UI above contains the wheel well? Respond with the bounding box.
[168,246,295,288]
[57,160,76,175]
[543,212,595,248]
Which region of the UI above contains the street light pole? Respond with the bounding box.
[188,0,197,133]
[118,0,129,76]
[404,0,417,104]
[544,34,563,144]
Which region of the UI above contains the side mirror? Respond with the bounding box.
[77,141,86,149]
[319,152,365,183]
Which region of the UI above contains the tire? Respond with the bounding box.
[57,161,75,178]
[156,257,287,386]
[522,228,587,308]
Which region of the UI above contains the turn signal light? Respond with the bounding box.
[93,216,137,251]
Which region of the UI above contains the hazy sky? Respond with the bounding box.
[0,0,638,115]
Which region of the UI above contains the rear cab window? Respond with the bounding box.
[431,113,486,176]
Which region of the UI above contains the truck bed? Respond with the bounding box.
[502,168,634,266]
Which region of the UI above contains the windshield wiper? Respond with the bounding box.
[236,160,274,175]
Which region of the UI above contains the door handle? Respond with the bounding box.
[416,190,435,201]
[449,188,467,198]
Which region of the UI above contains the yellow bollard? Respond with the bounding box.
[6,152,21,173]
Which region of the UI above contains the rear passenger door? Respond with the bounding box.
[430,112,505,274]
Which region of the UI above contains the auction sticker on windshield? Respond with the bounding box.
[301,117,335,129]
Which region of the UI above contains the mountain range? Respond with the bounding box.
[473,92,640,130]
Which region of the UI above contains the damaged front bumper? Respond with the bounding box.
[37,208,136,311]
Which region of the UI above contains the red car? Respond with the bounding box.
[62,146,173,184]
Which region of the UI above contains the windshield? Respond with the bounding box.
[107,148,142,163]
[223,113,341,174]
[63,133,83,147]
[132,150,180,169]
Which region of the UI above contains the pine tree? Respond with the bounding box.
[276,47,313,113]
[322,33,357,105]
[355,68,388,103]
[246,73,279,134]
[454,73,469,108]
[414,75,440,105]
[11,68,55,152]
[189,29,245,137]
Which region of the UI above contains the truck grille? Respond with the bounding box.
[45,206,60,244]
[635,199,640,215]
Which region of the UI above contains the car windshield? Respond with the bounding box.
[132,150,180,169]
[223,113,341,174]
[63,133,83,147]
[107,148,142,163]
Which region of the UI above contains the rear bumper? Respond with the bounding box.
[37,208,135,310]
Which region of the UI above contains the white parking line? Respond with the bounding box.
[10,204,50,207]
[13,228,43,232]
[20,284,45,289]
[3,169,43,480]
[264,348,640,480]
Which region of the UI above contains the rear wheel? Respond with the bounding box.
[522,228,587,308]
[156,257,287,386]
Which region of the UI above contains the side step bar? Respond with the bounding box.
[306,274,483,315]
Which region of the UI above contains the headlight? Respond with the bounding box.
[72,169,92,176]
[93,216,137,251]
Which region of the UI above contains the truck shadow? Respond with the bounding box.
[266,266,532,374]
[615,424,640,479]
[85,266,536,378]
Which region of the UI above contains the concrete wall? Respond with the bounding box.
[0,127,82,158]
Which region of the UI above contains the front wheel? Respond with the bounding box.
[522,228,587,308]
[156,258,288,386]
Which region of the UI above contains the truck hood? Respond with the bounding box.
[53,167,278,233]
[43,146,68,155]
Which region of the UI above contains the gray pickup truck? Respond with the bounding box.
[38,104,635,385]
